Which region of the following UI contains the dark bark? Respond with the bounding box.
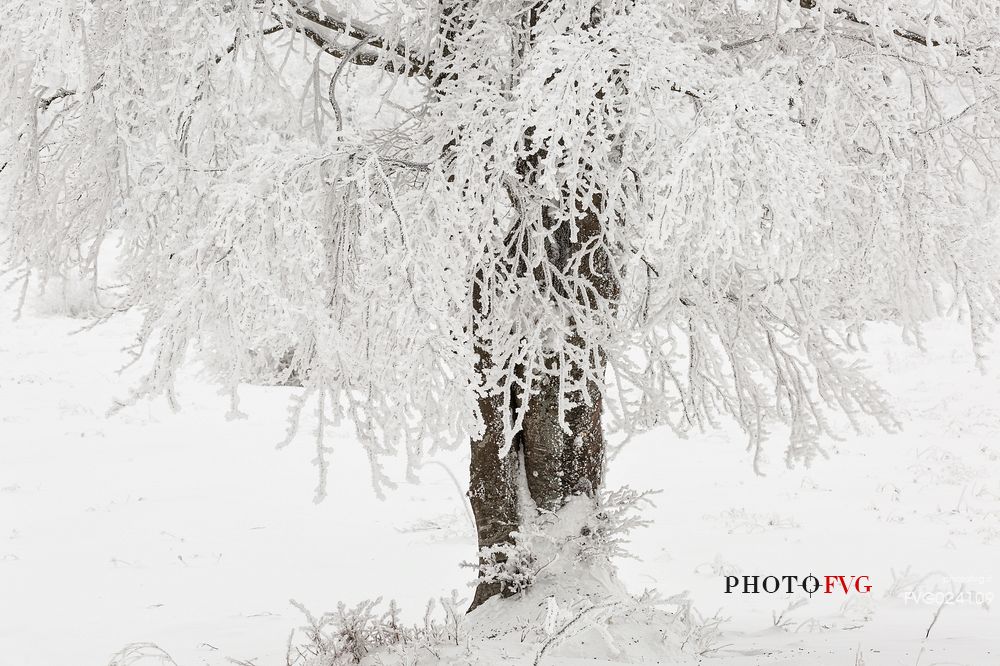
[521,355,607,510]
[467,374,521,611]
[522,203,616,510]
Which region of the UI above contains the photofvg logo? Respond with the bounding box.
[725,574,871,597]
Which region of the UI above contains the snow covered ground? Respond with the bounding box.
[1,284,998,665]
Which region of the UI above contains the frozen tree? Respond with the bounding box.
[2,0,999,609]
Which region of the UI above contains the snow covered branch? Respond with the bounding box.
[281,0,429,76]
[272,5,428,76]
[795,0,994,56]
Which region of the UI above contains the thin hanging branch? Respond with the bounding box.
[329,34,375,132]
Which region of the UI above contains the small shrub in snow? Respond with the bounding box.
[286,592,465,665]
[674,601,730,657]
[107,642,179,666]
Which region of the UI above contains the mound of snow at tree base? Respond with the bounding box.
[459,498,694,666]
[334,497,697,666]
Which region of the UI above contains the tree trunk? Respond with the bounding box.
[463,0,621,612]
[468,204,617,611]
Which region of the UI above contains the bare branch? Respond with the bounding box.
[37,20,283,112]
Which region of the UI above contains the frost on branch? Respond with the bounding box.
[2,0,1000,491]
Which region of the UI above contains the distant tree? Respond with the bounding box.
[3,0,999,610]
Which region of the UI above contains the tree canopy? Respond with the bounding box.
[3,0,999,496]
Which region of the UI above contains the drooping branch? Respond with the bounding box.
[37,3,428,114]
[38,24,286,112]
[329,35,375,132]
